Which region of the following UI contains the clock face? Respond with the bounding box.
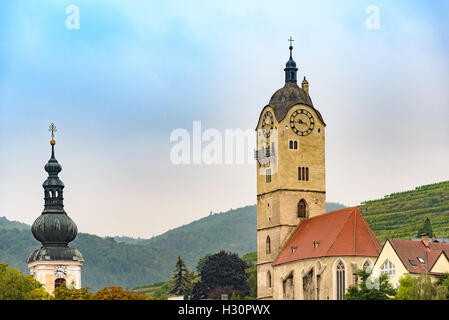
[290,109,314,136]
[261,111,274,138]
[54,265,67,279]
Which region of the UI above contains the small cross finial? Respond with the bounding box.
[288,36,294,47]
[49,123,57,140]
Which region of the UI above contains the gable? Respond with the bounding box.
[430,251,449,274]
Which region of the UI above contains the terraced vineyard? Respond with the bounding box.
[360,181,449,242]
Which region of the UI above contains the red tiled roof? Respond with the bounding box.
[387,239,449,274]
[273,207,381,265]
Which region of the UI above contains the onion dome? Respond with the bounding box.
[31,213,78,246]
[27,245,84,264]
[29,125,83,263]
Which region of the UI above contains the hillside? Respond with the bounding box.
[360,181,449,241]
[2,178,448,293]
[0,217,29,231]
[0,202,344,290]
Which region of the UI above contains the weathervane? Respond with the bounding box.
[49,123,57,139]
[48,123,57,142]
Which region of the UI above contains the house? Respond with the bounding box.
[372,234,449,287]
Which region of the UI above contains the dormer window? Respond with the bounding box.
[417,257,425,264]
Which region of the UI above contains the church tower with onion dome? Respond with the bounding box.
[27,124,84,294]
[255,39,326,299]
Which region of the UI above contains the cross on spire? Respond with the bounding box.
[49,123,57,140]
[288,36,294,58]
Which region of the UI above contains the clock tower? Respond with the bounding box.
[27,124,84,294]
[256,42,326,299]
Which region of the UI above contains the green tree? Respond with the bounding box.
[170,256,193,298]
[53,282,94,300]
[417,217,434,238]
[192,251,250,300]
[196,254,213,274]
[344,269,397,300]
[396,274,447,300]
[436,273,449,299]
[0,263,52,300]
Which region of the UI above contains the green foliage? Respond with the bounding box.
[359,180,449,242]
[0,202,344,291]
[344,269,397,300]
[396,274,448,300]
[417,218,434,238]
[246,265,257,298]
[53,283,157,300]
[53,282,94,300]
[132,280,171,299]
[243,251,258,298]
[0,263,52,300]
[196,254,213,274]
[170,256,194,298]
[192,251,250,300]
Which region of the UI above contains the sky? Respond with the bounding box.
[0,0,448,238]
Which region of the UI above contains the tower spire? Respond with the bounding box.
[284,36,298,85]
[27,127,84,294]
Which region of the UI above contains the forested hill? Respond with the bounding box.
[360,181,449,241]
[2,177,449,292]
[0,202,345,290]
[0,217,29,230]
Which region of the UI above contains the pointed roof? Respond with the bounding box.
[274,207,381,266]
[385,238,449,274]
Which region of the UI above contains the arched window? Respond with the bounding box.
[267,271,272,288]
[294,141,298,149]
[363,260,372,270]
[55,278,66,289]
[266,236,271,255]
[381,260,395,276]
[336,260,345,300]
[298,199,307,218]
[289,140,293,149]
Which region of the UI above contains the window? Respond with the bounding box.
[336,261,345,300]
[409,259,417,266]
[266,169,271,183]
[381,260,395,276]
[266,236,271,255]
[298,199,307,218]
[417,257,425,264]
[289,140,298,150]
[267,271,272,288]
[298,167,309,181]
[363,260,372,270]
